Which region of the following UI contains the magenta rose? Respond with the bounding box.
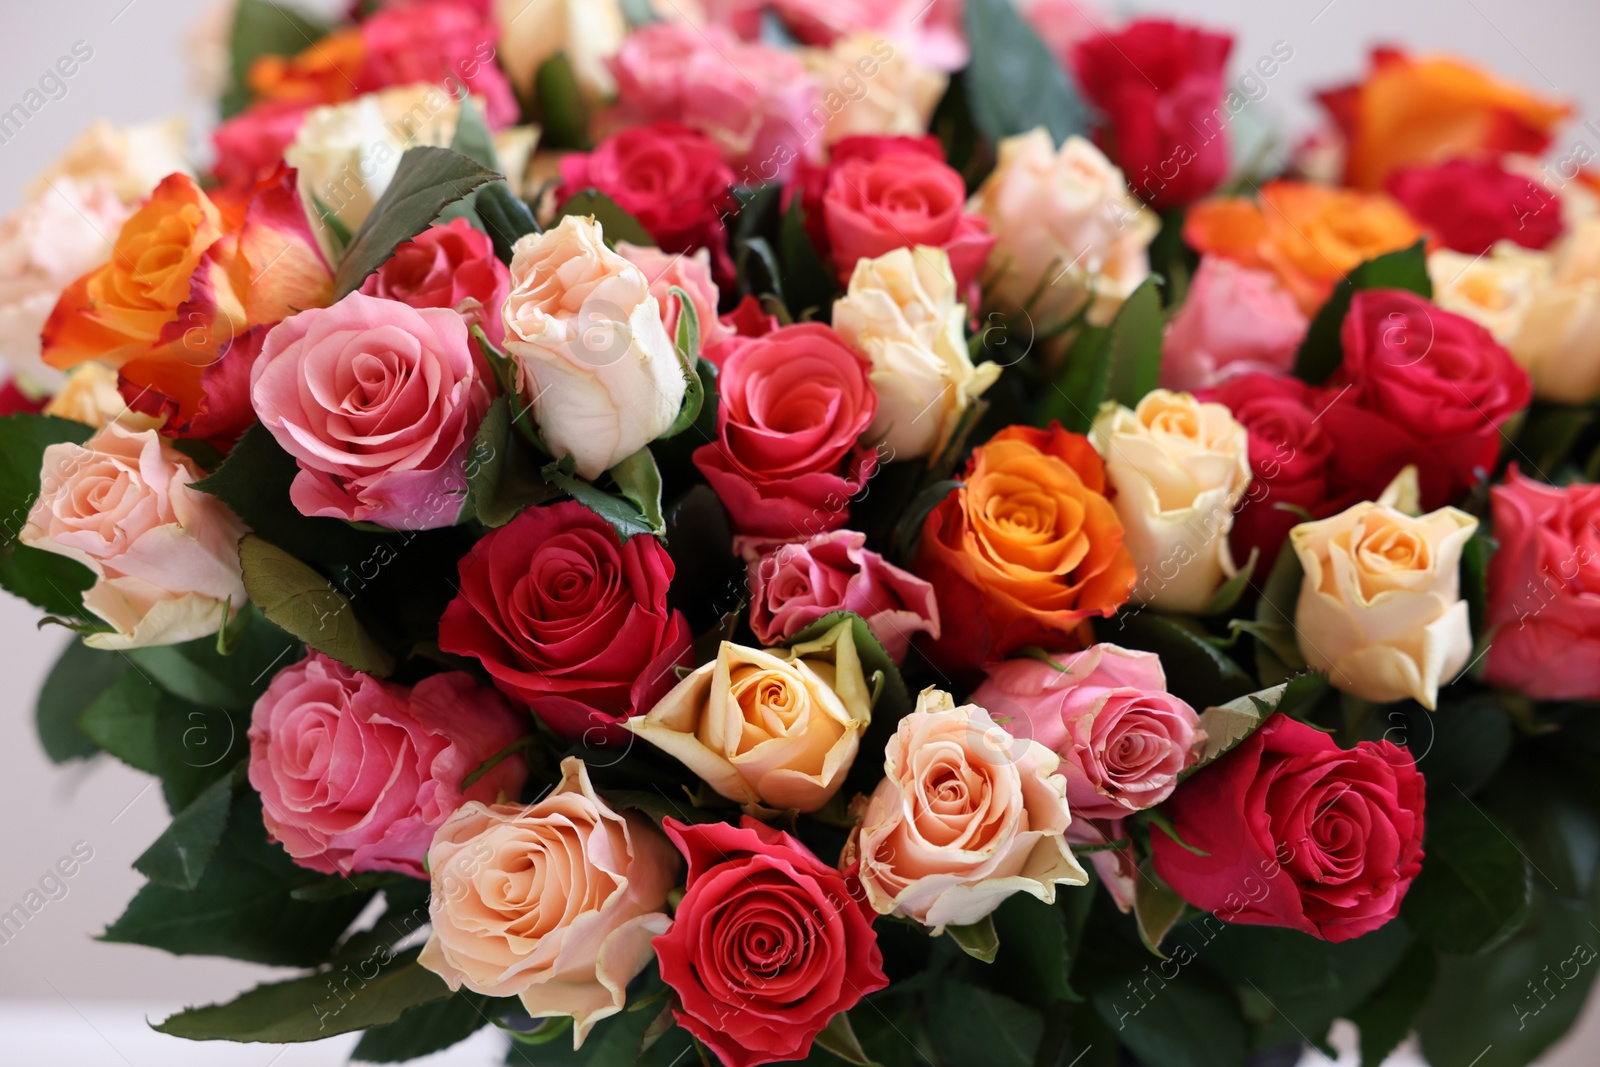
[748,529,939,664]
[972,644,1204,820]
[437,501,693,742]
[359,218,510,348]
[247,652,527,878]
[251,291,489,529]
[1161,257,1308,391]
[1484,466,1600,700]
[357,1,517,127]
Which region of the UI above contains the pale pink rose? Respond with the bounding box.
[1160,258,1309,392]
[359,218,510,347]
[251,291,489,529]
[419,757,679,1046]
[602,21,822,184]
[248,652,527,878]
[748,529,939,664]
[776,0,969,73]
[614,242,735,351]
[1016,0,1105,65]
[972,645,1205,820]
[841,688,1088,930]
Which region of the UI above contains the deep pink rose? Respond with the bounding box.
[692,323,879,543]
[211,100,310,189]
[1387,157,1563,255]
[788,135,946,256]
[1161,258,1308,391]
[748,530,939,663]
[972,644,1203,820]
[360,218,510,347]
[357,1,516,127]
[1484,467,1600,700]
[247,652,527,878]
[773,0,969,72]
[251,291,489,528]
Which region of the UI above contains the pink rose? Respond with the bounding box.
[774,0,969,72]
[972,644,1205,820]
[249,652,528,878]
[748,530,939,663]
[210,100,310,189]
[614,242,735,351]
[1160,258,1309,392]
[251,291,489,529]
[360,219,510,348]
[358,1,517,128]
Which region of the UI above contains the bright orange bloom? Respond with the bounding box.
[247,28,365,108]
[1185,180,1423,314]
[1319,47,1571,191]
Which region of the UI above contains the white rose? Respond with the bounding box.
[29,119,190,205]
[799,34,946,146]
[832,246,999,460]
[502,216,686,480]
[1090,390,1253,614]
[495,0,625,103]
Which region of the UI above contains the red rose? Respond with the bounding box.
[358,1,517,127]
[1072,19,1234,211]
[1318,289,1531,511]
[360,219,510,348]
[1198,374,1335,571]
[1152,714,1426,943]
[557,122,737,282]
[1484,467,1600,701]
[788,134,945,252]
[1387,157,1563,255]
[437,500,692,742]
[821,147,996,293]
[693,323,879,543]
[654,816,888,1067]
[211,100,309,189]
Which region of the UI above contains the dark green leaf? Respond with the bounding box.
[449,94,499,170]
[534,52,590,150]
[475,182,541,263]
[1294,241,1431,385]
[1182,674,1326,780]
[78,672,243,812]
[36,638,125,762]
[991,892,1074,1005]
[223,0,330,118]
[1200,547,1259,616]
[610,449,666,535]
[1349,942,1437,1067]
[813,1012,882,1067]
[1513,402,1592,478]
[541,455,657,542]
[554,190,654,248]
[239,535,396,677]
[0,414,97,615]
[1460,529,1496,641]
[1404,694,1511,802]
[134,770,237,890]
[1097,612,1256,710]
[1403,796,1532,955]
[1149,209,1196,308]
[780,198,837,319]
[963,0,1090,146]
[0,543,96,618]
[1249,539,1308,684]
[1133,860,1186,957]
[927,982,1042,1067]
[946,914,1000,963]
[125,607,300,712]
[1041,279,1162,433]
[1092,968,1245,1067]
[352,992,489,1062]
[894,479,961,563]
[465,397,554,528]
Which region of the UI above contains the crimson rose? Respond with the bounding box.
[359,218,510,349]
[1387,157,1562,255]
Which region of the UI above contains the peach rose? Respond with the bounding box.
[842,688,1088,930]
[623,618,872,814]
[20,423,247,649]
[28,118,190,205]
[799,34,946,146]
[43,363,164,432]
[418,757,678,1046]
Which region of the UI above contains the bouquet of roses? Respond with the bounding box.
[6,0,1600,1065]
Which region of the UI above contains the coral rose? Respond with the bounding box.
[360,218,511,348]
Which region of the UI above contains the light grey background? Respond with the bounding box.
[0,0,1596,1064]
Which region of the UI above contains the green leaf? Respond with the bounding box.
[238,535,396,677]
[1403,796,1532,955]
[125,608,300,712]
[333,147,499,298]
[1182,674,1327,780]
[1514,403,1594,479]
[1199,547,1259,616]
[780,198,837,319]
[1150,209,1196,308]
[351,992,489,1063]
[610,449,666,536]
[0,544,96,619]
[1349,942,1437,1067]
[658,291,709,440]
[1460,529,1497,641]
[534,52,590,151]
[813,1011,882,1067]
[1098,612,1256,710]
[36,639,125,762]
[0,414,97,615]
[448,94,499,170]
[464,396,553,527]
[962,0,1090,146]
[78,672,243,812]
[946,914,1000,963]
[1092,969,1246,1067]
[991,892,1074,1005]
[1041,279,1163,433]
[133,770,237,890]
[474,182,541,263]
[894,479,961,563]
[223,0,331,118]
[554,189,654,248]
[1133,860,1187,958]
[926,982,1042,1067]
[1249,538,1309,684]
[1294,241,1432,385]
[541,455,658,542]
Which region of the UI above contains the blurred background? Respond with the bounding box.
[1,0,1598,1064]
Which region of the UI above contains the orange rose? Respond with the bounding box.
[915,424,1135,672]
[1185,180,1422,313]
[1319,47,1571,191]
[42,169,332,432]
[247,29,365,108]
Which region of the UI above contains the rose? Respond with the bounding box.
[1317,289,1531,511]
[654,816,888,1067]
[438,500,692,741]
[625,619,871,813]
[1428,246,1547,348]
[1152,713,1425,943]
[246,23,365,108]
[786,134,945,256]
[969,129,1159,329]
[798,34,947,147]
[972,645,1204,819]
[1185,181,1422,313]
[247,652,527,877]
[419,757,677,1045]
[1387,157,1563,255]
[1483,468,1600,700]
[748,530,939,664]
[820,149,996,293]
[501,216,687,481]
[773,0,968,72]
[556,123,736,281]
[1291,498,1477,709]
[831,246,999,459]
[360,218,510,349]
[691,323,878,544]
[601,21,821,183]
[43,363,164,433]
[843,688,1087,929]
[1090,390,1253,614]
[1484,221,1600,405]
[1160,257,1308,392]
[915,423,1135,671]
[28,118,190,205]
[0,178,128,397]
[21,423,247,649]
[613,242,735,352]
[493,0,626,103]
[251,291,489,529]
[359,2,516,128]
[211,100,311,189]
[1197,373,1334,573]
[1318,47,1571,190]
[1072,19,1234,211]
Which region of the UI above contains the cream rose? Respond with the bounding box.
[969,129,1158,329]
[1090,390,1252,614]
[1429,246,1547,346]
[502,215,686,480]
[800,34,946,146]
[623,618,872,814]
[44,363,163,432]
[495,0,625,103]
[418,757,677,1046]
[832,246,999,460]
[842,688,1087,931]
[20,423,248,649]
[28,118,189,205]
[1291,500,1477,710]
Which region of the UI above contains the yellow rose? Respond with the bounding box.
[494,0,625,103]
[1428,246,1547,345]
[44,363,164,432]
[800,34,946,146]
